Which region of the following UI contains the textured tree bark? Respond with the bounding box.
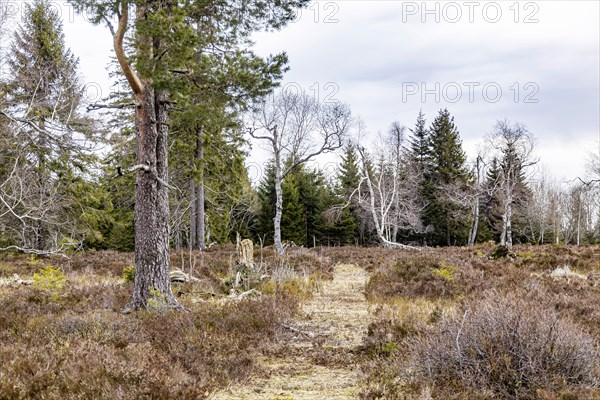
[190,179,196,249]
[118,0,179,311]
[125,87,179,311]
[195,128,206,250]
[35,118,47,250]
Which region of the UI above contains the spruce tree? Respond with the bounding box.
[406,111,431,244]
[294,166,336,247]
[1,0,96,252]
[408,110,431,168]
[255,164,277,245]
[426,108,470,246]
[281,174,306,245]
[336,144,363,243]
[255,162,309,246]
[339,144,361,194]
[429,109,468,183]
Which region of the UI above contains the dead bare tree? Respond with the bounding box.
[353,120,423,249]
[523,169,555,244]
[249,89,351,254]
[487,120,538,248]
[467,154,484,246]
[584,137,600,186]
[387,121,408,242]
[0,140,81,255]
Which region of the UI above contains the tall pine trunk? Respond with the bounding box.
[120,1,179,311]
[127,88,179,310]
[35,118,47,250]
[190,179,196,249]
[195,128,206,250]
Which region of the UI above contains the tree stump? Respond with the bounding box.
[237,239,254,271]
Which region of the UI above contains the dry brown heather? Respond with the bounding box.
[1,245,599,400]
[0,247,333,399]
[321,245,600,400]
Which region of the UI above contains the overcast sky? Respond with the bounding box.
[4,0,598,184]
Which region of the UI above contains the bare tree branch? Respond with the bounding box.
[113,0,144,96]
[86,102,137,112]
[248,89,351,253]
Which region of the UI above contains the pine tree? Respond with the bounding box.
[171,48,289,250]
[69,0,309,310]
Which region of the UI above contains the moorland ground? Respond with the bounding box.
[0,244,599,399]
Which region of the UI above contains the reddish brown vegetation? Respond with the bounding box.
[1,245,599,399]
[0,246,333,399]
[322,245,600,399]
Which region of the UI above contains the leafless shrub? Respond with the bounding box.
[409,294,600,399]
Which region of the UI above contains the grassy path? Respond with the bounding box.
[213,264,369,400]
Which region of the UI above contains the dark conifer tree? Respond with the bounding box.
[281,174,306,246]
[1,0,98,252]
[408,110,431,168]
[406,111,432,244]
[336,144,366,244]
[425,109,470,246]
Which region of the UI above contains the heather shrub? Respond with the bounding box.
[408,294,600,399]
[0,292,297,399]
[0,249,306,400]
[365,255,478,299]
[359,298,450,399]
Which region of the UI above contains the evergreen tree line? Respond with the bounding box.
[1,1,599,258]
